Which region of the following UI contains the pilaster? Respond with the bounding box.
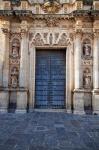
[2,21,10,88]
[93,30,99,114]
[16,21,28,112]
[29,45,35,112]
[0,21,10,112]
[73,29,85,114]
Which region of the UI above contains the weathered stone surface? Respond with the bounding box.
[0,112,99,150]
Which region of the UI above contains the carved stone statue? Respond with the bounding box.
[83,44,91,57]
[11,76,18,88]
[83,75,91,89]
[11,46,19,58]
[11,67,18,75]
[11,39,20,58]
[83,68,91,89]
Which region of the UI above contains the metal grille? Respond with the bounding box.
[35,50,66,109]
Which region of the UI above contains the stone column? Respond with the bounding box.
[19,30,27,88]
[73,32,85,114]
[93,32,99,89]
[16,22,28,113]
[2,29,10,87]
[93,32,99,114]
[0,21,10,112]
[29,45,36,112]
[66,44,74,113]
[74,33,82,89]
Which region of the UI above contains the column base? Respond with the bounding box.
[73,89,85,114]
[28,108,34,113]
[92,89,99,115]
[15,109,27,113]
[73,110,85,115]
[0,108,8,113]
[16,91,28,112]
[93,111,99,115]
[67,109,72,113]
[0,91,9,112]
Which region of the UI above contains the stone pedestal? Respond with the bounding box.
[73,89,92,114]
[92,89,99,114]
[73,89,85,114]
[16,89,28,113]
[0,90,9,112]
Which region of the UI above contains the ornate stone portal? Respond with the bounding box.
[0,0,99,114]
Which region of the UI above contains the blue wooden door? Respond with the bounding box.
[35,50,66,108]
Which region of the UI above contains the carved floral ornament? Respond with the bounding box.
[29,32,71,47]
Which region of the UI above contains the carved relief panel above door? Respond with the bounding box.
[29,31,72,47]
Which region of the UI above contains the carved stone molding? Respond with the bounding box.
[1,28,10,37]
[20,29,27,39]
[30,31,71,47]
[94,31,99,38]
[45,16,59,27]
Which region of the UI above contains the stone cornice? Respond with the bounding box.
[0,9,99,21]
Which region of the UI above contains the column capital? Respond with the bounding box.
[1,28,10,36]
[20,29,27,39]
[74,29,82,39]
[93,30,99,38]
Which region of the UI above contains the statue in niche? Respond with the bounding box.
[11,67,18,75]
[12,45,19,58]
[10,75,18,88]
[83,44,91,57]
[83,75,91,89]
[84,68,90,74]
[11,39,20,58]
[83,68,91,89]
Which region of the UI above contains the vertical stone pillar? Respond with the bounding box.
[93,32,99,114]
[73,32,85,114]
[2,29,10,87]
[19,31,27,87]
[29,45,35,112]
[66,44,74,113]
[0,21,10,112]
[16,21,28,113]
[74,33,82,89]
[0,22,5,87]
[93,32,99,89]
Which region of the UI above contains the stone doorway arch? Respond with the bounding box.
[28,31,74,112]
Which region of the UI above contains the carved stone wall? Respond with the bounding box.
[81,38,93,89]
[30,31,72,47]
[9,37,20,88]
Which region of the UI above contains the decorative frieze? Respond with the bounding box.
[30,31,71,47]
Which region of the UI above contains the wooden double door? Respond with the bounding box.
[35,49,66,109]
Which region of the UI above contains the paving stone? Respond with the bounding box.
[0,112,99,150]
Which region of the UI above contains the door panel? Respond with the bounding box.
[35,50,66,109]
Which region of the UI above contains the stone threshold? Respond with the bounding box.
[34,109,66,112]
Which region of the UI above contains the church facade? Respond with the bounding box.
[0,0,99,114]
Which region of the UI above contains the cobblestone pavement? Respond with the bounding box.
[0,112,99,150]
